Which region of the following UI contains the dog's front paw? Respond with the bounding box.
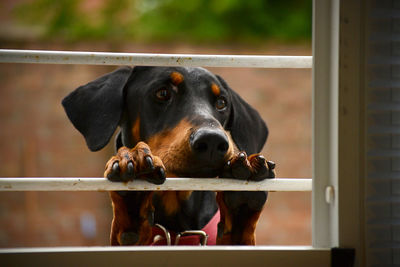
[221,152,275,181]
[104,142,166,184]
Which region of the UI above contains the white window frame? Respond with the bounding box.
[0,0,369,265]
[314,0,365,266]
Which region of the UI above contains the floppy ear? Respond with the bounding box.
[217,75,268,155]
[62,67,133,151]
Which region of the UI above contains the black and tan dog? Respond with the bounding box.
[62,66,275,246]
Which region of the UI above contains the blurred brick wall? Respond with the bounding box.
[0,42,311,246]
[0,59,116,246]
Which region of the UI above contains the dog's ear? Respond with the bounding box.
[62,67,133,151]
[217,75,268,155]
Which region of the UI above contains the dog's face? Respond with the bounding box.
[62,66,268,178]
[121,67,234,177]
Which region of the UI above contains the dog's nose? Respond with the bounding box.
[190,128,229,163]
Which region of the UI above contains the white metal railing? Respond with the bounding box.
[0,49,312,68]
[0,178,312,192]
[0,49,312,192]
[0,47,321,265]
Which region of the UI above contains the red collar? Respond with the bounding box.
[150,209,220,246]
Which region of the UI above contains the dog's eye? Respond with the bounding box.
[215,96,227,110]
[155,87,171,101]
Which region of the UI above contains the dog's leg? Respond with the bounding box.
[105,142,166,245]
[217,152,275,245]
[109,191,155,245]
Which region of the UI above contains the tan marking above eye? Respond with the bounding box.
[211,83,221,96]
[170,71,184,86]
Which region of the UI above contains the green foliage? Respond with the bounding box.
[14,0,311,43]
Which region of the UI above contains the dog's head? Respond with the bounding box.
[62,66,268,177]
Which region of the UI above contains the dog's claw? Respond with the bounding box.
[238,152,246,161]
[127,161,135,176]
[112,162,120,173]
[145,166,166,185]
[267,160,275,170]
[253,155,266,166]
[157,167,166,182]
[145,156,155,171]
[107,162,121,181]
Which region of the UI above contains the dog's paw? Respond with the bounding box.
[104,142,166,184]
[221,152,275,181]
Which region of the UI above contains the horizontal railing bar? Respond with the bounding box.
[0,246,331,266]
[0,49,312,68]
[0,246,326,253]
[0,178,312,192]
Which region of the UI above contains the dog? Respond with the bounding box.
[62,66,275,246]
